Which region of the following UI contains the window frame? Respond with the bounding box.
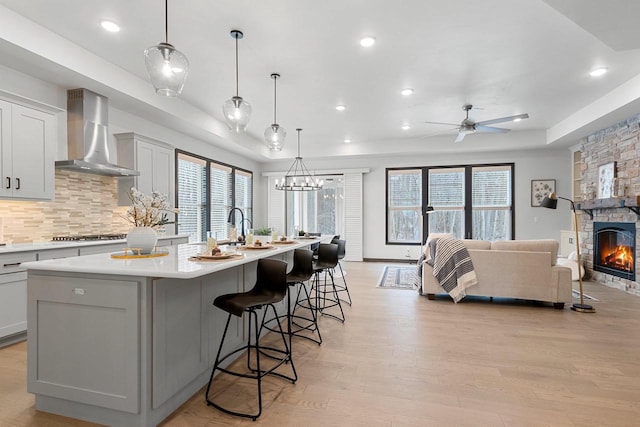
[385,163,515,245]
[175,149,253,242]
[385,168,423,245]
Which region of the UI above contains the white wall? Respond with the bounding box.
[261,146,573,260]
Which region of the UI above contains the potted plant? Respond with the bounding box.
[124,188,178,254]
[254,227,271,236]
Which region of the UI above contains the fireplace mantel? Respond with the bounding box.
[575,196,640,219]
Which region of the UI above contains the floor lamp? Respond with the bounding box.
[540,192,596,313]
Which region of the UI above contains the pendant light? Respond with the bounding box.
[275,129,323,191]
[264,73,286,151]
[144,0,189,97]
[222,30,252,132]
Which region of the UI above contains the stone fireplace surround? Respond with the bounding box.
[575,113,640,296]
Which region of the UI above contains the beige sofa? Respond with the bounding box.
[422,239,573,309]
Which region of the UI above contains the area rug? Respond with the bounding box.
[377,265,418,289]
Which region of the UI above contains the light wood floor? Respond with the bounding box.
[2,262,640,427]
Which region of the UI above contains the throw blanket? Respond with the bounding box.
[426,237,478,302]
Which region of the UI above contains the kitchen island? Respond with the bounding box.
[23,238,325,427]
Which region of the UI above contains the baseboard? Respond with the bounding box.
[363,258,417,263]
[0,331,27,349]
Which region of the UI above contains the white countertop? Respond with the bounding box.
[0,234,189,254]
[22,237,323,279]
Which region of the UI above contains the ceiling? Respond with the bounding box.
[1,0,640,162]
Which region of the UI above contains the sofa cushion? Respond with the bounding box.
[462,239,491,250]
[491,239,559,265]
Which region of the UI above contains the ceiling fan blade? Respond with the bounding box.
[475,125,510,133]
[455,132,466,143]
[476,113,529,127]
[424,120,460,126]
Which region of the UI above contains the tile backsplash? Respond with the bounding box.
[0,170,130,243]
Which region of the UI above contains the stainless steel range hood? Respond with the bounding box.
[55,89,139,177]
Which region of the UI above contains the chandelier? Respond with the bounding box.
[275,129,323,191]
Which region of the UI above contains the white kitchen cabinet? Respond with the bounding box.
[115,133,175,212]
[0,251,37,342]
[0,96,58,200]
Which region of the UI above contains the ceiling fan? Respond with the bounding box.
[425,104,529,143]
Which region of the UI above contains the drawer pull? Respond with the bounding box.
[72,288,85,295]
[3,262,21,267]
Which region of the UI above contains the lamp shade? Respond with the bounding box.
[540,192,558,209]
[223,96,252,132]
[264,124,286,151]
[144,42,189,97]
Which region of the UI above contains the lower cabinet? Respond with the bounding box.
[0,271,28,339]
[27,274,141,413]
[0,251,37,341]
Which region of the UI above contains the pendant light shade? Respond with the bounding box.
[144,0,189,97]
[223,30,251,132]
[275,129,323,191]
[264,73,286,151]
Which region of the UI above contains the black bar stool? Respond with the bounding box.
[205,258,297,421]
[288,249,322,345]
[261,248,322,347]
[331,238,352,306]
[312,243,345,322]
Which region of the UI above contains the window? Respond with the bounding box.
[471,165,512,241]
[210,163,232,240]
[285,175,344,237]
[176,150,252,242]
[428,168,465,239]
[176,153,206,242]
[386,169,422,243]
[386,163,514,244]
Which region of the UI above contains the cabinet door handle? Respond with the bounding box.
[3,262,21,267]
[15,178,20,190]
[5,177,10,189]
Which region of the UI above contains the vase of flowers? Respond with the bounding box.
[124,188,177,254]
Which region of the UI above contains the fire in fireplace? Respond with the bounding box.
[593,222,636,281]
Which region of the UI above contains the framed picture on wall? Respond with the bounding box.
[531,179,556,207]
[597,161,616,199]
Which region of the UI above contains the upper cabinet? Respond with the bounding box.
[115,133,175,208]
[0,95,58,200]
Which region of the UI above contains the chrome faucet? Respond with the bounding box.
[227,208,245,242]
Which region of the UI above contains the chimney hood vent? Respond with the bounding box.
[55,89,139,177]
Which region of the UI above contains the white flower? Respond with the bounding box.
[124,188,177,228]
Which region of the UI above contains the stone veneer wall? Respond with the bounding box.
[0,170,130,243]
[577,113,640,296]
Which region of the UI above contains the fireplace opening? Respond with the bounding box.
[593,222,635,281]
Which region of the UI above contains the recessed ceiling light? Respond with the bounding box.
[336,105,346,111]
[100,20,120,33]
[590,67,608,77]
[512,118,522,122]
[344,138,352,143]
[401,88,414,96]
[359,36,376,47]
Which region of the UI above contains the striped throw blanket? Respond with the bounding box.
[426,237,478,302]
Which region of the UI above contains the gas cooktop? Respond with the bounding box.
[52,233,127,241]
